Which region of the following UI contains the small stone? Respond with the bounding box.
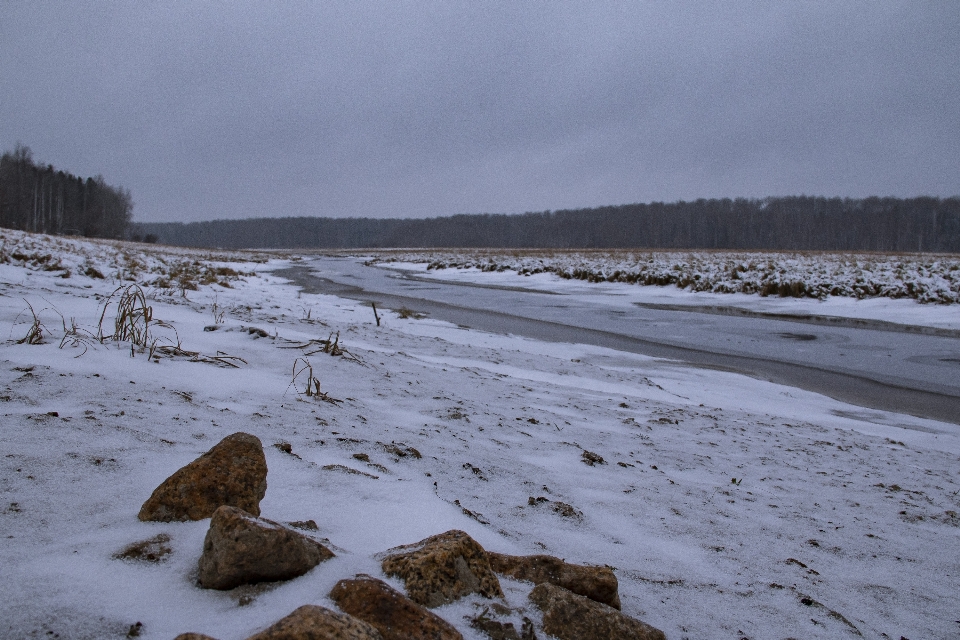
[526,497,582,520]
[529,583,665,640]
[549,502,581,519]
[381,530,503,607]
[330,574,463,640]
[580,451,605,466]
[488,552,620,609]
[469,611,537,640]
[245,605,383,640]
[113,533,172,563]
[198,505,334,590]
[288,519,319,531]
[138,432,267,522]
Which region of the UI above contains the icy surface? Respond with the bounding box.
[1,230,958,639]
[380,258,960,331]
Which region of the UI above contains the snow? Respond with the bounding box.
[370,248,960,306]
[1,229,958,639]
[382,259,960,332]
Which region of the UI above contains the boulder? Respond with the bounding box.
[198,505,334,590]
[173,635,219,640]
[138,432,267,522]
[488,552,620,609]
[245,605,383,640]
[528,583,665,640]
[330,574,463,640]
[381,530,503,607]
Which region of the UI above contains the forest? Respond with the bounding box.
[137,196,960,252]
[0,144,132,239]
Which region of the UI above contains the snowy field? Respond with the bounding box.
[369,249,960,305]
[1,230,959,639]
[374,258,960,333]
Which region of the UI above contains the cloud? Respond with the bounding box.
[1,2,957,222]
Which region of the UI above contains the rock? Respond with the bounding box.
[288,519,319,531]
[245,605,383,640]
[138,432,267,522]
[528,583,665,640]
[381,530,504,607]
[526,497,583,520]
[382,442,422,459]
[330,574,463,640]
[580,451,605,466]
[197,505,334,590]
[173,635,219,640]
[468,611,537,640]
[113,533,172,563]
[487,552,620,610]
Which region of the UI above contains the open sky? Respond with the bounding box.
[2,2,958,223]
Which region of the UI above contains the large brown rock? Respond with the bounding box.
[245,605,383,640]
[198,505,334,590]
[381,530,503,607]
[528,583,665,640]
[138,432,267,522]
[173,635,220,640]
[488,552,621,609]
[330,574,463,640]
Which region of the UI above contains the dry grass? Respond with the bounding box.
[14,300,47,345]
[58,316,98,357]
[97,284,175,357]
[288,356,342,404]
[279,331,366,366]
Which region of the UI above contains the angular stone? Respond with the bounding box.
[381,530,503,607]
[488,552,621,610]
[330,574,463,640]
[245,605,383,640]
[198,505,334,590]
[528,583,665,640]
[138,432,267,522]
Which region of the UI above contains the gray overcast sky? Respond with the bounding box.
[1,2,958,223]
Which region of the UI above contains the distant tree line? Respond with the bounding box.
[136,196,960,252]
[0,144,133,239]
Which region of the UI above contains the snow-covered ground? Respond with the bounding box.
[369,249,960,305]
[379,259,960,332]
[2,230,959,639]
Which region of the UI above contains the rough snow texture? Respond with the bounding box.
[1,229,959,639]
[368,249,960,303]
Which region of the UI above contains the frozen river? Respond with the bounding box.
[283,257,960,426]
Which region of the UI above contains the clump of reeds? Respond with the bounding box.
[289,356,341,404]
[97,284,174,357]
[15,300,47,345]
